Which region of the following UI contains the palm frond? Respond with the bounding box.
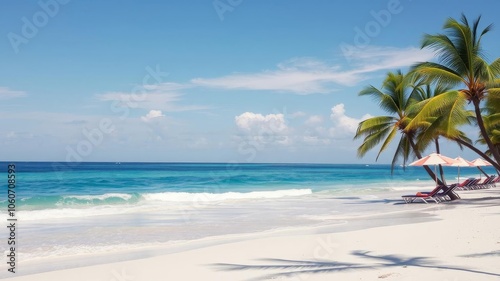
[376,125,398,160]
[354,116,395,139]
[390,135,411,174]
[407,90,467,131]
[357,126,394,158]
[359,85,400,114]
[412,62,463,86]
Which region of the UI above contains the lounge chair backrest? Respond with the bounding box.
[429,185,445,196]
[443,183,458,194]
[468,178,480,186]
[458,178,471,187]
[483,176,494,185]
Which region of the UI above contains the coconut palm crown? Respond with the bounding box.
[409,14,500,167]
[355,71,438,176]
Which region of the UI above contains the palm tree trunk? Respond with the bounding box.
[476,166,489,177]
[454,138,500,173]
[408,136,444,186]
[434,137,447,185]
[431,137,460,200]
[472,99,500,166]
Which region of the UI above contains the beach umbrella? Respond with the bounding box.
[470,158,492,179]
[409,153,457,186]
[450,157,473,183]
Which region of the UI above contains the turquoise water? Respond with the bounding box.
[0,162,496,269]
[5,161,494,210]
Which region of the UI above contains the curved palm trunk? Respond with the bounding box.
[408,136,444,186]
[473,99,500,166]
[454,138,500,174]
[476,166,490,178]
[433,136,458,200]
[434,138,447,185]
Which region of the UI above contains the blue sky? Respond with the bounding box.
[1,0,500,163]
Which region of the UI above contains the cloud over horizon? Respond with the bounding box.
[0,87,26,100]
[233,104,371,150]
[141,110,165,122]
[329,103,372,138]
[97,83,208,112]
[191,46,435,94]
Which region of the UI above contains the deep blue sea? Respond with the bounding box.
[0,162,496,271]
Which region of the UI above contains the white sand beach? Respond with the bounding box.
[6,188,500,281]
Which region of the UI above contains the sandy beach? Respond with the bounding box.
[5,188,500,281]
[4,1,500,280]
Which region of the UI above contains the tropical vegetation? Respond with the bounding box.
[354,14,500,190]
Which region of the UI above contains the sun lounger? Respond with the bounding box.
[464,178,481,190]
[485,176,498,188]
[478,176,495,189]
[402,185,446,204]
[455,178,474,191]
[492,176,500,187]
[463,177,494,190]
[433,184,459,201]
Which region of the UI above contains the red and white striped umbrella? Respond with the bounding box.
[470,158,492,178]
[409,153,457,186]
[451,156,473,183]
[451,156,474,167]
[409,153,456,166]
[470,158,492,166]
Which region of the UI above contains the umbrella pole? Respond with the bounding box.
[434,165,438,187]
[457,166,460,184]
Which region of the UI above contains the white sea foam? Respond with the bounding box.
[14,206,132,221]
[12,242,165,262]
[63,193,133,201]
[4,189,313,222]
[389,185,434,191]
[141,189,312,202]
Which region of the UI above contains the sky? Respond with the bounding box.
[1,0,500,164]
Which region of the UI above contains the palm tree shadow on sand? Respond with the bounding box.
[212,251,500,280]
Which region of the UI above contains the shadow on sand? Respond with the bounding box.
[212,250,500,280]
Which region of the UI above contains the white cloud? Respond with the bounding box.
[301,135,331,145]
[192,58,352,94]
[187,137,209,149]
[305,115,323,125]
[0,87,26,99]
[233,106,371,149]
[97,83,207,112]
[234,112,290,147]
[290,111,307,118]
[346,46,435,74]
[329,103,371,138]
[141,110,165,122]
[190,46,435,94]
[235,112,288,133]
[143,82,192,91]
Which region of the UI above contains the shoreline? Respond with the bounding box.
[7,189,500,280]
[2,188,432,265]
[2,202,435,277]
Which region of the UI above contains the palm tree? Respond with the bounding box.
[477,99,500,159]
[410,14,500,170]
[409,83,456,184]
[408,83,500,173]
[354,71,441,182]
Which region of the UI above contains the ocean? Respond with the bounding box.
[0,162,496,274]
